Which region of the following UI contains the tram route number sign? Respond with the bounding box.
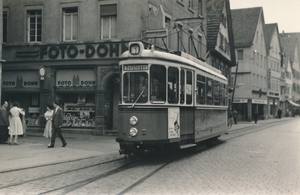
[143,29,167,39]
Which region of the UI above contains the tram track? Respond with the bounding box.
[0,154,130,191]
[0,155,106,174]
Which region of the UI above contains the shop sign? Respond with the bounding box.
[2,71,40,88]
[233,99,247,103]
[16,42,128,60]
[252,99,267,104]
[56,69,95,87]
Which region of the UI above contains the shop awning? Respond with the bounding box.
[288,100,300,107]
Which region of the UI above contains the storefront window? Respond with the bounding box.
[123,72,148,103]
[150,65,166,103]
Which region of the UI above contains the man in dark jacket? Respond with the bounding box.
[0,101,9,144]
[48,100,67,148]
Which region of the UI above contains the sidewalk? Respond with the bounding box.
[0,117,296,172]
[228,116,295,131]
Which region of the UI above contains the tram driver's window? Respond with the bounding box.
[180,69,185,104]
[168,67,179,104]
[186,71,193,104]
[213,80,220,105]
[196,75,206,105]
[150,65,166,103]
[206,78,213,105]
[123,72,148,103]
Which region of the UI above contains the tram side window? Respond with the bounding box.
[123,72,148,103]
[168,67,179,104]
[220,83,226,106]
[180,69,185,104]
[186,71,193,105]
[196,74,206,105]
[206,78,213,105]
[150,65,166,103]
[213,80,220,105]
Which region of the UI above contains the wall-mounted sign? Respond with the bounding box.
[56,69,96,87]
[233,99,247,103]
[15,42,129,60]
[2,71,40,88]
[252,99,267,104]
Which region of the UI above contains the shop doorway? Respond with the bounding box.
[106,76,120,130]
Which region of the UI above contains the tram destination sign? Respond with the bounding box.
[124,65,148,71]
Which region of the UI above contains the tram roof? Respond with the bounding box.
[121,48,227,81]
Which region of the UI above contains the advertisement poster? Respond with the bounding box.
[168,107,180,139]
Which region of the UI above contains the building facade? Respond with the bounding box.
[280,33,300,115]
[231,7,268,121]
[265,23,282,118]
[2,0,207,133]
[206,0,236,108]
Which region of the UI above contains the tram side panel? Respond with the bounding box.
[194,109,227,142]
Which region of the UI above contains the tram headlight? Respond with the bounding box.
[129,128,138,137]
[129,116,138,126]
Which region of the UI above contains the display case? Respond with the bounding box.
[63,103,95,128]
[27,107,40,126]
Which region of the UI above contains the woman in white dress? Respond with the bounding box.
[43,104,54,145]
[8,101,25,145]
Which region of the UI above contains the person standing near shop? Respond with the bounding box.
[277,108,282,119]
[0,101,9,144]
[43,104,54,146]
[253,111,259,124]
[48,100,67,148]
[8,101,25,145]
[233,110,238,124]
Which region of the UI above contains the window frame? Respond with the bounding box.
[100,4,117,40]
[3,9,8,43]
[26,9,42,43]
[62,7,78,42]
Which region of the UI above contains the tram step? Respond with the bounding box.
[180,143,196,149]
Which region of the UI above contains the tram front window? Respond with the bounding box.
[123,72,148,103]
[150,65,166,103]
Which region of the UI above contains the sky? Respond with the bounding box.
[229,0,300,33]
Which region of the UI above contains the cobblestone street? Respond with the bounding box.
[0,118,299,195]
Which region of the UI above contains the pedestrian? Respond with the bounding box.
[43,104,54,146]
[20,106,27,137]
[277,108,282,119]
[233,110,238,124]
[8,101,25,145]
[253,111,259,124]
[48,100,67,148]
[228,110,233,128]
[0,101,9,144]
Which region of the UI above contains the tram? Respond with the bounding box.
[116,42,228,154]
